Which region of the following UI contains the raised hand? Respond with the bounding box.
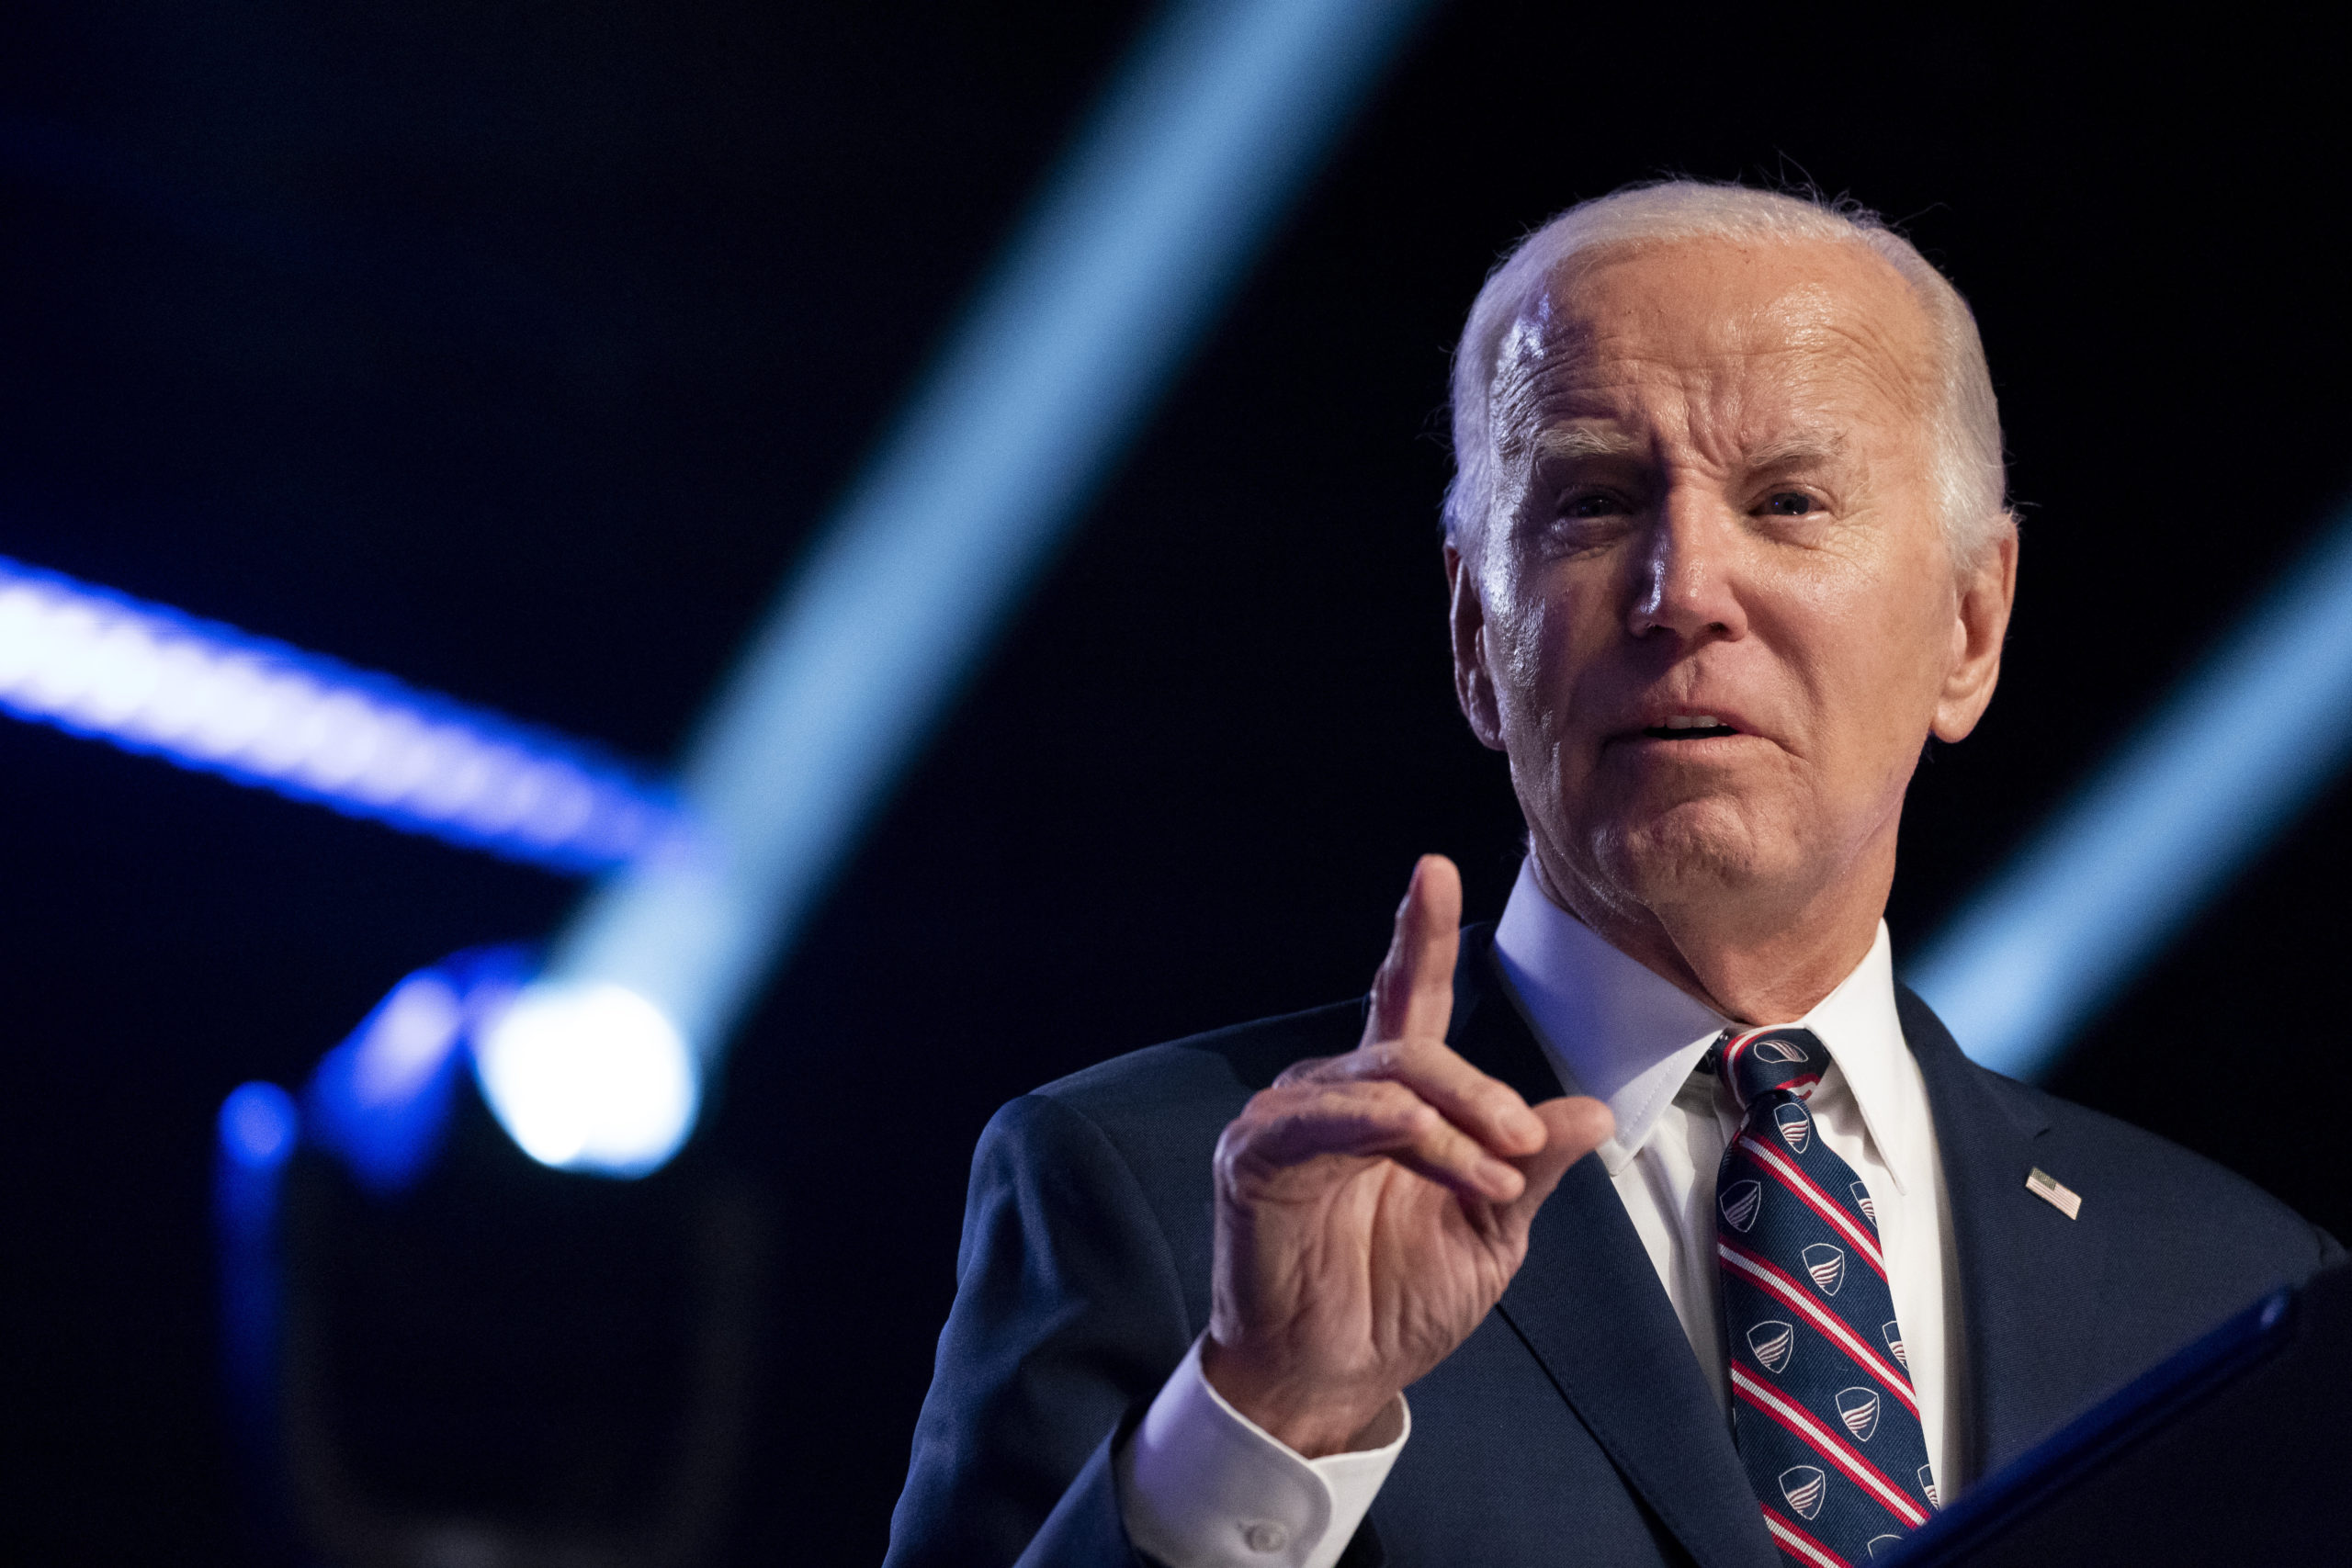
[1200,855,1614,1457]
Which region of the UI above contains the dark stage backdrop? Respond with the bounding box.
[3,5,2346,1563]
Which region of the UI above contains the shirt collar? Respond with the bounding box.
[1489,857,1913,1189]
[1792,919,1917,1196]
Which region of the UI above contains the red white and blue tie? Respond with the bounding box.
[1713,1026,1937,1567]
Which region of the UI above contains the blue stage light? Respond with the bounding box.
[1910,513,2352,1081]
[306,947,534,1194]
[219,1080,299,1171]
[487,0,1433,1176]
[0,554,681,874]
[215,1078,299,1483]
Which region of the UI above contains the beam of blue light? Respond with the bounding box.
[480,0,1432,1175]
[1909,512,2352,1080]
[0,554,681,874]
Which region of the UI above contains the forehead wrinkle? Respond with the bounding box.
[1526,340,1917,493]
[1501,340,1763,472]
[1492,318,1703,458]
[1490,243,1941,457]
[1751,277,1939,426]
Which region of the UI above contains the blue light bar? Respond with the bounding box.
[480,0,1432,1174]
[0,554,681,873]
[1909,511,2352,1080]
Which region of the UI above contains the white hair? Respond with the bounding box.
[1443,181,2012,570]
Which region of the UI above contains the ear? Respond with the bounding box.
[1447,542,1507,750]
[1931,522,2018,743]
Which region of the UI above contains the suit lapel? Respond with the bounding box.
[1898,987,2106,1478]
[1450,931,1779,1568]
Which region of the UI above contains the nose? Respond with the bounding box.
[1625,488,1747,647]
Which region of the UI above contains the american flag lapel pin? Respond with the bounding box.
[2025,1167,2082,1220]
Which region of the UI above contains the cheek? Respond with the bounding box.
[1486,571,1608,739]
[1782,552,1952,763]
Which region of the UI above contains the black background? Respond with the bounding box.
[5,5,2348,1563]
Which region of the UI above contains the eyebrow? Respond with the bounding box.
[1743,433,1849,469]
[1532,425,1639,462]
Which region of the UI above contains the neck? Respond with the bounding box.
[1531,840,1893,1025]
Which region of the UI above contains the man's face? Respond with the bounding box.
[1451,235,2012,942]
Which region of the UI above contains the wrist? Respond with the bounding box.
[1198,1335,1404,1459]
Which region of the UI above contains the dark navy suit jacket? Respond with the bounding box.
[885,927,2338,1566]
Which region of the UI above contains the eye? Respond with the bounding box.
[1558,489,1631,520]
[1759,491,1819,517]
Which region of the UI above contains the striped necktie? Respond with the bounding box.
[1712,1026,1938,1566]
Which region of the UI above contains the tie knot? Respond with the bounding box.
[1713,1025,1826,1112]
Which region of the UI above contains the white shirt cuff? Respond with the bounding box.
[1114,1337,1408,1568]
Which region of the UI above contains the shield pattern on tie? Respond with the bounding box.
[1779,1465,1827,1521]
[1748,1320,1796,1374]
[1720,1179,1764,1233]
[1802,1243,1847,1296]
[1835,1386,1882,1443]
[1714,1025,1934,1564]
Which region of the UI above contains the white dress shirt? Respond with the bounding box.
[1116,859,1967,1568]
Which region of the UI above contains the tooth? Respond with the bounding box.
[1666,715,1693,730]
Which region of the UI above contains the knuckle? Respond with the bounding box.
[1226,1090,1294,1147]
[1368,1082,1439,1130]
[1211,1128,1246,1190]
[1215,1108,1263,1162]
[1272,1054,1337,1089]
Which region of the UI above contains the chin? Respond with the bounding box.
[1586,798,1779,908]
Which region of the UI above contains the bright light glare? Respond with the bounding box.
[1911,513,2352,1079]
[471,981,699,1176]
[0,554,679,873]
[219,1080,299,1170]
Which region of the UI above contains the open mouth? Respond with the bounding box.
[1640,715,1740,740]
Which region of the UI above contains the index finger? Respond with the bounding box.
[1292,1035,1546,1157]
[1363,854,1461,1048]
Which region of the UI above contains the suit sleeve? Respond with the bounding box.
[884,1093,1198,1568]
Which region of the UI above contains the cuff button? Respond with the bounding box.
[1242,1521,1291,1553]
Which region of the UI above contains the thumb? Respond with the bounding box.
[1364,854,1463,1047]
[1499,1095,1613,1229]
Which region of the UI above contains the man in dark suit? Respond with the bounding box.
[883,183,2340,1567]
